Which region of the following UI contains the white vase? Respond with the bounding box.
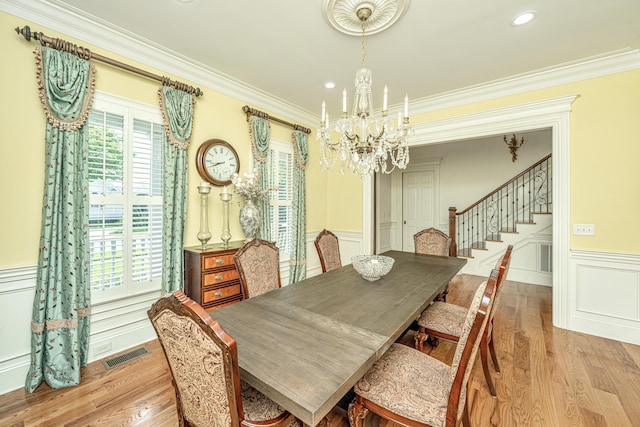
[240,199,260,242]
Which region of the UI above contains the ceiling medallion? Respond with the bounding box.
[323,0,411,36]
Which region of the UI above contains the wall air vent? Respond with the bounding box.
[103,346,151,370]
[539,243,553,273]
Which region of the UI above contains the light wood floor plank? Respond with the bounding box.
[1,274,639,427]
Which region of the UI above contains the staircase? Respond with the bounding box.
[449,154,553,285]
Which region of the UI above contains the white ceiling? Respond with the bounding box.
[24,0,640,118]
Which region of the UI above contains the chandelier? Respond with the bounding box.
[317,3,413,179]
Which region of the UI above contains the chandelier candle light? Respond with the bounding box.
[317,3,413,179]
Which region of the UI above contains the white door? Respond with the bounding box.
[402,170,436,252]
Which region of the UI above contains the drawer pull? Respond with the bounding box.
[215,275,224,281]
[214,291,223,297]
[216,258,224,265]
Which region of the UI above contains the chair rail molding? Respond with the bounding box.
[363,94,577,330]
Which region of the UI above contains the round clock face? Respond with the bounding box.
[196,139,240,186]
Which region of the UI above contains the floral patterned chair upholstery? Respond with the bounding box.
[349,269,498,427]
[414,228,453,302]
[234,239,282,299]
[414,245,513,397]
[413,227,452,257]
[147,290,296,427]
[314,229,342,273]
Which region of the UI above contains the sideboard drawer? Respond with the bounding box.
[203,269,239,286]
[184,241,245,310]
[203,284,242,304]
[203,253,235,270]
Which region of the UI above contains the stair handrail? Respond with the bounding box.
[448,153,552,257]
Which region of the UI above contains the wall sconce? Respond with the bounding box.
[504,134,525,162]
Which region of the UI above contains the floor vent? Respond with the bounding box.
[103,346,151,370]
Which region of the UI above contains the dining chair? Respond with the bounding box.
[147,290,297,427]
[414,245,513,397]
[414,227,452,257]
[414,227,454,302]
[349,269,499,427]
[234,238,282,299]
[314,229,342,273]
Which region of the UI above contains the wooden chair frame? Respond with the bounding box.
[349,270,499,427]
[234,239,282,300]
[414,245,513,397]
[413,227,452,257]
[314,229,342,273]
[148,290,294,427]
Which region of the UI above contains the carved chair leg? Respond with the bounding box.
[414,327,428,351]
[348,396,369,427]
[480,334,497,398]
[488,330,501,374]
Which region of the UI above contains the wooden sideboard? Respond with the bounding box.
[184,241,245,310]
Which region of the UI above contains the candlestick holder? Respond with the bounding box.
[197,182,212,250]
[220,190,233,249]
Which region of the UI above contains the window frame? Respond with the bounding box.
[88,91,164,304]
[261,138,294,261]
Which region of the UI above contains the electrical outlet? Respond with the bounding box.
[573,224,595,236]
[94,341,112,356]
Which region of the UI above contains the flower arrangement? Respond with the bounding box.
[231,170,274,202]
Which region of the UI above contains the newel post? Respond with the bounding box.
[449,207,457,257]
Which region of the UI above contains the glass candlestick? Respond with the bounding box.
[220,187,233,249]
[197,182,212,250]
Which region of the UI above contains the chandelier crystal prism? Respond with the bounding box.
[317,4,413,179]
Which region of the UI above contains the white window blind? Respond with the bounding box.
[87,92,163,302]
[268,140,294,256]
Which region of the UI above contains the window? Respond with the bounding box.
[267,140,294,257]
[87,92,164,302]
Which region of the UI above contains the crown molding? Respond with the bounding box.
[411,48,640,115]
[2,0,318,128]
[4,0,639,125]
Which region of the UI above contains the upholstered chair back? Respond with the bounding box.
[413,228,452,256]
[234,239,282,299]
[314,229,342,273]
[148,290,243,427]
[447,269,498,423]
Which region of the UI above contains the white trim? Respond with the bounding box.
[1,0,317,128]
[365,95,577,330]
[3,1,639,128]
[569,250,640,345]
[410,49,640,115]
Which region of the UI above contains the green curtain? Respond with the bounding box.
[248,115,272,240]
[159,86,194,293]
[25,45,96,392]
[289,130,308,284]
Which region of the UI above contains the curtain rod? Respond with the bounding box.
[242,105,311,134]
[15,25,203,97]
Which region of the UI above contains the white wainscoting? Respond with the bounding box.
[0,266,158,395]
[569,250,640,345]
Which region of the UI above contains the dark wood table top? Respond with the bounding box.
[210,250,466,426]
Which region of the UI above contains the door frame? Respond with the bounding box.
[396,160,441,251]
[364,94,578,330]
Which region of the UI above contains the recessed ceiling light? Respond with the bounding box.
[324,82,336,89]
[511,10,537,26]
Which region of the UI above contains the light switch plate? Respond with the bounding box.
[573,224,595,236]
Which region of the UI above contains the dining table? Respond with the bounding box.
[209,250,467,426]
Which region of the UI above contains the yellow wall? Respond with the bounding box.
[410,69,640,253]
[2,8,639,269]
[0,10,328,267]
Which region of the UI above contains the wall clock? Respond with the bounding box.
[196,139,240,186]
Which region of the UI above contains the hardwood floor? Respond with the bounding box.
[1,274,639,427]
